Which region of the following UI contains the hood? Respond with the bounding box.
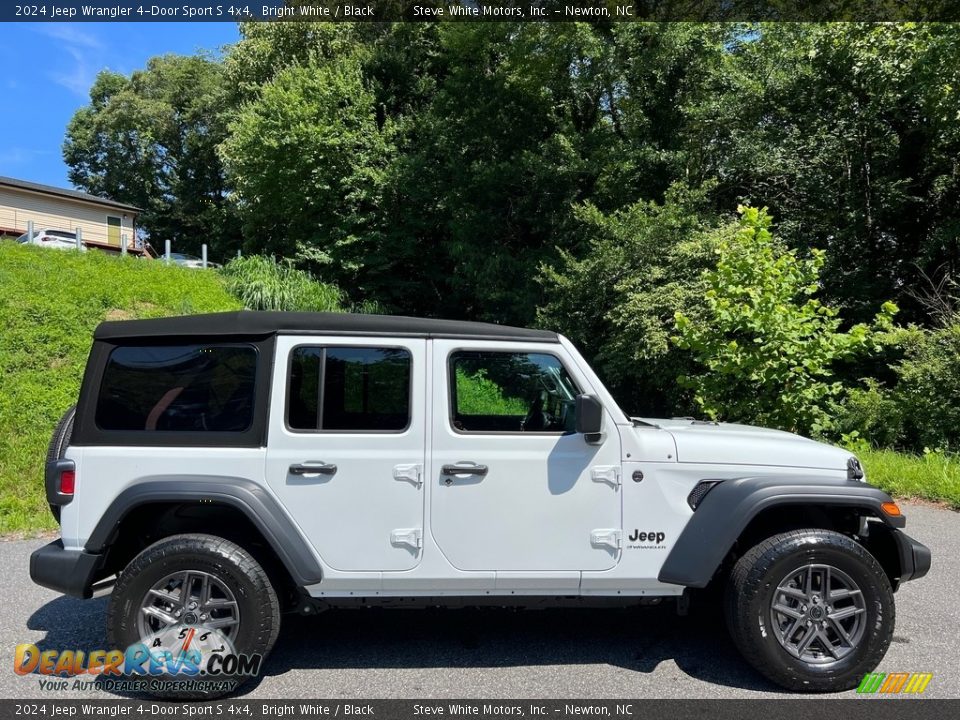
[632,418,854,471]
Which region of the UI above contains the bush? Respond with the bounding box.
[221,255,343,312]
[895,321,960,452]
[835,379,904,449]
[673,206,898,436]
[837,322,960,454]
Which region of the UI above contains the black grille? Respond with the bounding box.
[687,480,722,510]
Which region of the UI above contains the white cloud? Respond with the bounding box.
[0,147,54,167]
[33,24,106,97]
[35,25,104,50]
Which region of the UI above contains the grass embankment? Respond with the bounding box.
[0,242,240,533]
[858,447,960,510]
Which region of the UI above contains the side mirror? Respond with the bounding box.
[575,394,604,442]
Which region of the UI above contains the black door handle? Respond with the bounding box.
[289,462,338,476]
[441,464,489,477]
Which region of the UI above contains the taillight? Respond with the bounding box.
[59,470,75,495]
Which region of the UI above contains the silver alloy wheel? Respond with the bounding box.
[137,570,241,641]
[769,563,867,664]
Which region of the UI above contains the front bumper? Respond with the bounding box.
[29,540,103,599]
[893,529,931,583]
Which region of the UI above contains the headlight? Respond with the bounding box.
[847,456,865,482]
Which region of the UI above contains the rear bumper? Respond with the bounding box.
[29,540,103,599]
[893,529,931,583]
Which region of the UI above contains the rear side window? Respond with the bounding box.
[288,346,411,432]
[95,345,258,432]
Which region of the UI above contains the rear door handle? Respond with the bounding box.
[441,463,488,477]
[289,462,338,476]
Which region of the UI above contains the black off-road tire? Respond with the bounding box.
[725,529,894,692]
[107,534,281,699]
[46,405,76,463]
[46,405,76,521]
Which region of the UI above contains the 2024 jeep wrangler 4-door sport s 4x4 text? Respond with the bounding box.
[30,312,930,696]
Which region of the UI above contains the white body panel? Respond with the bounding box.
[641,418,854,469]
[65,446,274,549]
[428,339,622,573]
[265,336,428,573]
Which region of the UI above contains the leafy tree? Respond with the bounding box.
[63,55,239,258]
[691,24,960,323]
[673,206,898,435]
[217,22,731,324]
[539,183,722,415]
[219,55,388,289]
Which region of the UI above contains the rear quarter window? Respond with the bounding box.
[95,344,258,432]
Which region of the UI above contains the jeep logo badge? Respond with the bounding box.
[627,530,666,548]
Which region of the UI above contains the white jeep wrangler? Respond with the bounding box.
[31,311,930,695]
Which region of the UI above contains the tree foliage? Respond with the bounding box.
[892,322,960,452]
[63,55,239,258]
[61,23,960,433]
[673,207,898,435]
[219,56,388,284]
[539,183,722,415]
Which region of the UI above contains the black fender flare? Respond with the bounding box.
[84,476,323,587]
[657,475,904,588]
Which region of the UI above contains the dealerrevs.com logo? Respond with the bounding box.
[14,626,262,694]
[857,672,933,695]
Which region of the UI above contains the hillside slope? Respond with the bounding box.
[0,242,240,532]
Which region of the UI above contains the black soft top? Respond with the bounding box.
[93,311,559,343]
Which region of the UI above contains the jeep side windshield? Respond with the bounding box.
[94,344,257,432]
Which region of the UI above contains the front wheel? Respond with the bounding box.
[107,534,281,699]
[725,529,894,692]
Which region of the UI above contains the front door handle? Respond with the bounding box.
[441,463,489,477]
[289,462,338,476]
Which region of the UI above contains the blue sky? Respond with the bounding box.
[1,22,241,188]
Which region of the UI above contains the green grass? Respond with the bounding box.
[454,368,528,416]
[858,447,960,510]
[0,242,240,533]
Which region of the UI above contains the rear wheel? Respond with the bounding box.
[725,529,894,692]
[108,533,280,699]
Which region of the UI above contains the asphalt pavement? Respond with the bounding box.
[1,502,956,699]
